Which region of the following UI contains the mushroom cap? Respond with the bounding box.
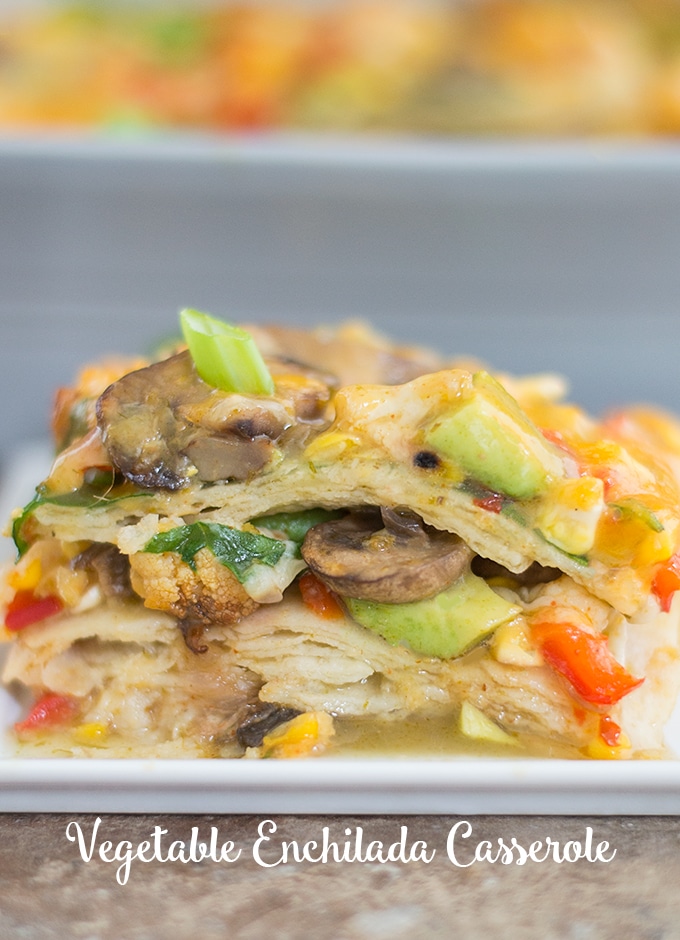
[96,351,335,490]
[96,351,206,489]
[301,507,473,604]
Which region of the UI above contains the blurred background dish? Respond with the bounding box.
[1,2,680,470]
[3,0,680,138]
[2,136,680,464]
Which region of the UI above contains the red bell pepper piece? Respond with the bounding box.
[15,692,80,734]
[533,621,643,706]
[599,715,622,747]
[4,590,63,632]
[652,553,680,613]
[473,494,504,514]
[298,571,344,620]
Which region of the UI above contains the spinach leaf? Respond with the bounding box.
[250,508,345,551]
[143,521,286,582]
[12,476,150,557]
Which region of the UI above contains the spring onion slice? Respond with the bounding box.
[180,308,275,396]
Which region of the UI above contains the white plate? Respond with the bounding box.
[2,445,680,815]
[1,717,680,813]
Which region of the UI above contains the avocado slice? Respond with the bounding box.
[424,371,563,500]
[344,571,521,659]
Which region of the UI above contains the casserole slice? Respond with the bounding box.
[3,314,680,759]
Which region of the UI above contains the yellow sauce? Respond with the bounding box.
[329,713,584,760]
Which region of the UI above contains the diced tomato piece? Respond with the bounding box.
[15,693,80,734]
[4,590,63,632]
[298,571,344,619]
[533,621,644,707]
[652,553,680,613]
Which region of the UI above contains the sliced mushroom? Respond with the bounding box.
[96,352,203,489]
[472,557,561,587]
[72,542,134,599]
[267,357,337,423]
[96,350,336,490]
[301,507,474,604]
[184,435,273,483]
[236,703,303,748]
[178,619,209,655]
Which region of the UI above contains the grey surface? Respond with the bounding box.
[2,136,680,463]
[0,814,679,939]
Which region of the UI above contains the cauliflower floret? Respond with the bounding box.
[129,548,258,625]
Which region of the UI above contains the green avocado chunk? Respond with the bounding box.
[344,571,521,659]
[424,371,563,500]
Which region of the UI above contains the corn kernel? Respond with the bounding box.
[260,711,335,758]
[8,556,42,591]
[585,731,631,760]
[73,722,109,746]
[634,526,675,567]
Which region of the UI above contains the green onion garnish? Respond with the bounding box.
[180,308,275,396]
